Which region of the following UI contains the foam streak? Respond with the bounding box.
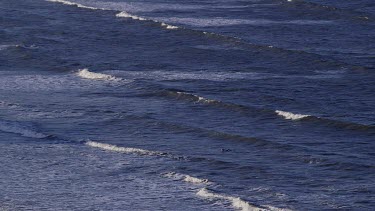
[86,141,161,156]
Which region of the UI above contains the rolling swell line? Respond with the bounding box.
[44,0,369,70]
[162,172,292,211]
[197,188,293,211]
[99,113,373,171]
[46,0,179,30]
[153,89,375,133]
[85,140,289,211]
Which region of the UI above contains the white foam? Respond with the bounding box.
[77,68,120,81]
[116,11,147,21]
[86,141,161,156]
[197,188,263,211]
[0,121,49,139]
[160,23,179,30]
[46,0,99,10]
[275,110,310,120]
[163,172,211,184]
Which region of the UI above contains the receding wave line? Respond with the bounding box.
[77,68,121,81]
[0,120,49,139]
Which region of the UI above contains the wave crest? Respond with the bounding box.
[46,0,99,10]
[116,11,147,21]
[197,188,262,211]
[163,172,211,184]
[160,23,179,29]
[275,110,310,120]
[77,69,120,81]
[85,141,163,156]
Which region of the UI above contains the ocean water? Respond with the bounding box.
[0,0,374,210]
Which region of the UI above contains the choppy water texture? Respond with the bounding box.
[0,0,374,210]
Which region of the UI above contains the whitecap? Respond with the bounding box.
[77,68,121,81]
[46,0,99,10]
[160,23,179,30]
[116,11,147,21]
[163,172,211,184]
[275,110,310,120]
[197,188,263,211]
[85,141,162,156]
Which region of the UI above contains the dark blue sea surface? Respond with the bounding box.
[0,0,374,210]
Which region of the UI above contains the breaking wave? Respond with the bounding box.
[46,0,99,10]
[197,188,292,211]
[0,120,49,139]
[163,172,211,184]
[77,68,121,81]
[159,90,374,132]
[116,11,147,21]
[46,0,180,30]
[275,110,374,131]
[160,23,179,30]
[275,110,311,120]
[85,141,164,156]
[197,188,263,211]
[116,12,179,30]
